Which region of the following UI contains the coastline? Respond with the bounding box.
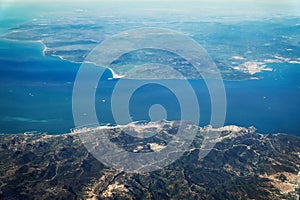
[3,31,299,82]
[0,121,298,138]
[0,120,299,199]
[0,32,277,81]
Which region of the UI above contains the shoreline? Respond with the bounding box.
[0,121,298,137]
[0,35,273,81]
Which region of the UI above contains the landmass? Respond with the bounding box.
[0,122,299,199]
[2,15,300,80]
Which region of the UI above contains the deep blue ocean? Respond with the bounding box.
[0,38,299,135]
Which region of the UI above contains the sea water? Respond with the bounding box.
[0,38,299,135]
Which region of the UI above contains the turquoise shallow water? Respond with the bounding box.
[0,38,299,135]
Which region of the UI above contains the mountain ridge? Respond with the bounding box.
[0,123,299,199]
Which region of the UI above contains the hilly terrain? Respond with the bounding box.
[0,123,299,199]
